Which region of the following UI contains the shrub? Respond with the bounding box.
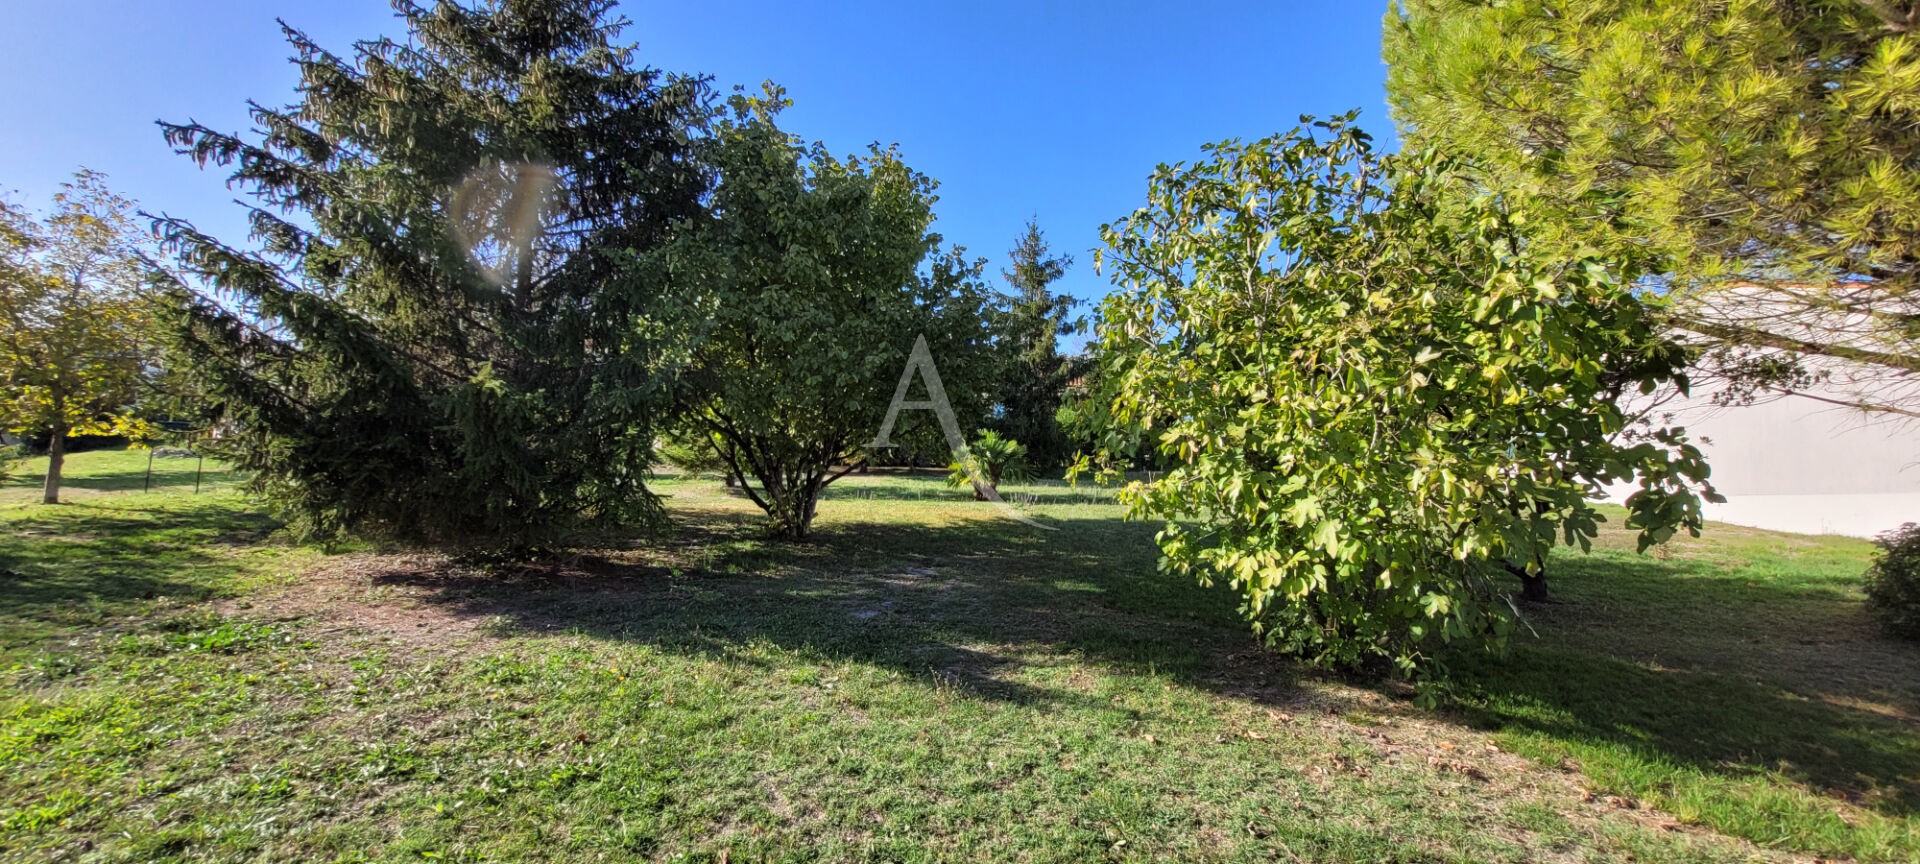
[0,441,25,483]
[947,430,1029,500]
[1865,523,1920,641]
[1075,115,1717,675]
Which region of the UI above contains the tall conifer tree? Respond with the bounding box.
[153,0,711,548]
[991,219,1077,468]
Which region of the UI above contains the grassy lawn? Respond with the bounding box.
[2,449,1917,862]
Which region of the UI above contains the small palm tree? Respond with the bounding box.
[946,430,1030,501]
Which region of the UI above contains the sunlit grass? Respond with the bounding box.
[1,444,244,504]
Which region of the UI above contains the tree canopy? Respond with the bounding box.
[666,88,1000,538]
[0,170,157,504]
[1077,116,1717,673]
[152,0,710,548]
[1385,0,1920,419]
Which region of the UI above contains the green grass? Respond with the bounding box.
[1,449,1915,862]
[3,446,244,500]
[1444,522,1920,861]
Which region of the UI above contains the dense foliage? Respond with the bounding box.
[987,221,1080,469]
[1866,522,1920,641]
[946,429,1029,499]
[667,88,1000,538]
[153,0,709,548]
[1385,0,1920,419]
[656,428,732,481]
[1077,116,1718,672]
[0,170,158,504]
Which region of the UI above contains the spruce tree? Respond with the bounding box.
[991,220,1078,469]
[152,0,711,549]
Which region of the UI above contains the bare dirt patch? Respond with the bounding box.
[221,553,451,645]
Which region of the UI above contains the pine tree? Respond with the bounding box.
[1385,0,1920,419]
[991,219,1078,469]
[152,0,711,549]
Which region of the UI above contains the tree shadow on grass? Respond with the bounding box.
[587,509,1920,820]
[1450,644,1920,816]
[1443,552,1920,818]
[49,465,243,493]
[30,481,1912,825]
[361,509,1297,713]
[371,504,1920,821]
[0,500,281,641]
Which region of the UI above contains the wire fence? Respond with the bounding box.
[0,446,240,499]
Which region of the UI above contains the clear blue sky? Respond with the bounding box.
[0,1,1396,312]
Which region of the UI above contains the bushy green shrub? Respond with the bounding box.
[1865,523,1920,641]
[947,430,1029,500]
[1074,116,1716,675]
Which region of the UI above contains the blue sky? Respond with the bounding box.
[0,1,1395,313]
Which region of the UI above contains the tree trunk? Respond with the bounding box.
[766,483,819,540]
[41,428,65,505]
[1518,570,1550,603]
[772,498,813,540]
[1503,559,1551,602]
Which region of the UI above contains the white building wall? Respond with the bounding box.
[1607,394,1920,538]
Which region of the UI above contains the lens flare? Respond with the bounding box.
[449,162,558,287]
